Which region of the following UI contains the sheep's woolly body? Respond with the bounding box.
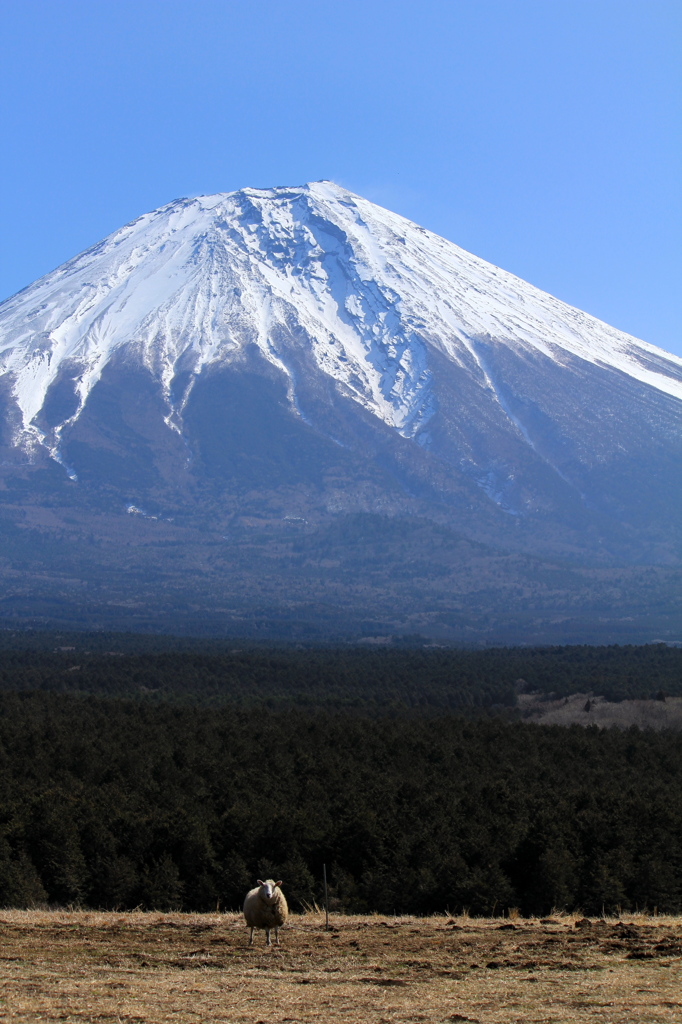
[243,879,289,945]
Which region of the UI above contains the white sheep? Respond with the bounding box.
[243,878,289,946]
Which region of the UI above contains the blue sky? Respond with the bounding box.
[1,0,680,354]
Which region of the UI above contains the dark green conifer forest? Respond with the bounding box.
[0,638,680,916]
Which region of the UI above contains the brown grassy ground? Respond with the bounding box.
[0,909,680,1023]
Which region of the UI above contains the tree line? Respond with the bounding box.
[0,640,679,709]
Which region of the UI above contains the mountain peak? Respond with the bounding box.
[0,183,680,500]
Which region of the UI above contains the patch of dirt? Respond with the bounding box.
[0,910,680,1023]
[518,691,682,730]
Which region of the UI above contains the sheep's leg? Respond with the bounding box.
[248,927,254,945]
[274,926,280,946]
[265,928,271,946]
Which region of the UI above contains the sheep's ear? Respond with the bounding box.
[257,879,265,886]
[275,880,283,888]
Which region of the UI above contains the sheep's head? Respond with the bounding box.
[257,878,282,903]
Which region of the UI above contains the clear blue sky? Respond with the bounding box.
[1,0,680,354]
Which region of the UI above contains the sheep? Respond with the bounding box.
[243,878,288,946]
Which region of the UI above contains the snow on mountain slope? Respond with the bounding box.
[1,180,681,467]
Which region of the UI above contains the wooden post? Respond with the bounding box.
[323,863,329,931]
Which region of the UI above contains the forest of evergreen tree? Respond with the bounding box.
[0,641,680,916]
[0,639,680,707]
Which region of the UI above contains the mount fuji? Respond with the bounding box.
[0,182,680,641]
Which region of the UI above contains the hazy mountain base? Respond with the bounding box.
[0,501,679,642]
[1,346,680,643]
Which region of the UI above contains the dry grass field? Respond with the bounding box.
[1,910,680,1023]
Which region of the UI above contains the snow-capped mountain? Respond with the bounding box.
[1,181,680,457]
[0,182,680,640]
